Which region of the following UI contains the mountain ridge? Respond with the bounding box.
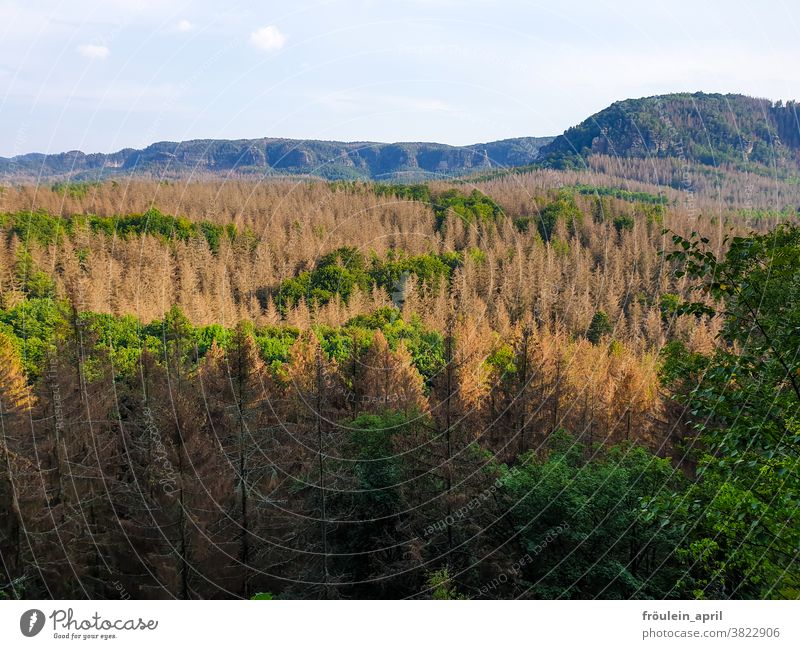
[5,92,800,183]
[0,135,554,182]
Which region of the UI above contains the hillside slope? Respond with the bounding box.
[538,92,800,170]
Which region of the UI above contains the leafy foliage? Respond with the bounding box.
[432,188,504,230]
[0,297,444,385]
[572,184,668,205]
[536,191,583,241]
[1,208,237,251]
[586,310,613,343]
[502,433,689,598]
[663,225,800,596]
[371,182,432,203]
[275,247,460,311]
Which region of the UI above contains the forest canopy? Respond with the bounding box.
[0,166,798,600]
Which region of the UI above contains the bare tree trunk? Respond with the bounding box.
[517,326,530,456]
[444,332,454,554]
[178,482,189,600]
[315,349,329,595]
[552,356,561,433]
[236,342,250,598]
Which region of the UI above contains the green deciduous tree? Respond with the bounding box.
[665,225,800,597]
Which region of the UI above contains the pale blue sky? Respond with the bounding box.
[1,0,798,155]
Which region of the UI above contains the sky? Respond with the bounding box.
[1,0,799,156]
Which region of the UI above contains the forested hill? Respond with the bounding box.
[538,92,800,170]
[0,136,553,182]
[6,92,800,182]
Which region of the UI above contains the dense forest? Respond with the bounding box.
[540,92,800,173]
[0,159,798,599]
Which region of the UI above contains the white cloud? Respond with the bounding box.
[249,25,286,51]
[77,43,109,59]
[177,19,193,32]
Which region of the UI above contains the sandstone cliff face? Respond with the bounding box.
[0,136,553,181]
[538,92,800,170]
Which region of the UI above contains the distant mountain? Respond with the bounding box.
[0,136,553,182]
[538,92,800,170]
[7,92,798,184]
